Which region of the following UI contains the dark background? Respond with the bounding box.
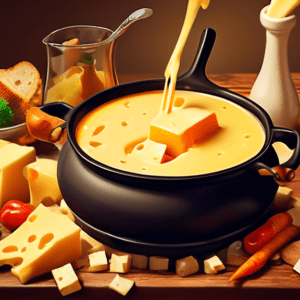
[1,0,300,82]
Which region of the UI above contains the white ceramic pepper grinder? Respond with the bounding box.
[249,5,300,130]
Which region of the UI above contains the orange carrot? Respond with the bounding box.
[231,225,300,281]
[243,212,293,254]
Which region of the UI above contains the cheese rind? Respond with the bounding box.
[24,158,62,208]
[52,263,82,296]
[149,108,219,157]
[0,140,36,208]
[0,204,82,283]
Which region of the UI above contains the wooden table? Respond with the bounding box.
[1,73,300,299]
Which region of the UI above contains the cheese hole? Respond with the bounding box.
[41,197,55,206]
[21,247,27,253]
[15,80,21,86]
[244,134,250,139]
[136,144,144,151]
[28,81,32,85]
[174,97,185,107]
[218,151,225,157]
[121,121,128,127]
[38,233,54,250]
[120,160,127,164]
[124,101,130,108]
[92,125,105,136]
[59,277,63,281]
[221,106,227,110]
[89,141,102,147]
[143,111,147,115]
[142,167,148,171]
[28,169,39,182]
[28,235,37,243]
[29,215,37,222]
[2,245,18,253]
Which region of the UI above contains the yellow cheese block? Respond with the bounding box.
[149,108,219,158]
[267,0,300,18]
[0,204,82,283]
[24,158,62,208]
[52,263,82,296]
[0,140,36,208]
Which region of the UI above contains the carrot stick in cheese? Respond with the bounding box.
[231,225,300,281]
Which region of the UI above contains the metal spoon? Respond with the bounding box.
[106,8,153,43]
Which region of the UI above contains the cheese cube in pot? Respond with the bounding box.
[149,108,219,158]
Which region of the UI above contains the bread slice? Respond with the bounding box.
[0,61,42,125]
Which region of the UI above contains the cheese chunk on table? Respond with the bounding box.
[24,158,62,208]
[79,250,108,272]
[110,254,131,273]
[149,108,219,158]
[149,256,169,271]
[176,256,199,277]
[52,263,82,296]
[109,274,135,296]
[0,204,82,283]
[0,140,36,208]
[204,255,225,274]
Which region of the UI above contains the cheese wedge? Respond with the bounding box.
[52,263,82,296]
[0,140,36,208]
[0,204,82,283]
[109,274,135,296]
[24,158,62,208]
[149,108,219,158]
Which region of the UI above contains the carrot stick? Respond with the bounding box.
[243,212,293,254]
[231,225,300,281]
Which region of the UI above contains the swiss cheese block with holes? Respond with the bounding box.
[23,158,62,208]
[0,204,81,283]
[0,140,36,209]
[149,108,219,158]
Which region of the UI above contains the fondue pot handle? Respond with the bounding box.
[254,127,300,181]
[26,102,73,145]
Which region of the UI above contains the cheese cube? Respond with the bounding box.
[0,204,82,283]
[0,141,36,208]
[131,253,148,269]
[149,108,219,157]
[293,258,300,274]
[52,263,82,296]
[109,274,134,296]
[131,139,171,164]
[79,250,108,272]
[149,256,169,271]
[72,230,105,270]
[24,158,62,208]
[110,254,131,273]
[204,255,225,274]
[176,256,199,277]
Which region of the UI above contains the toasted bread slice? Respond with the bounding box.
[0,61,41,124]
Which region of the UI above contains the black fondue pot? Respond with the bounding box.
[42,28,300,258]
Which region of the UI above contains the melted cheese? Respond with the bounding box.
[267,0,300,18]
[76,90,265,176]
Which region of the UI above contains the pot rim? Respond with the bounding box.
[66,78,275,181]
